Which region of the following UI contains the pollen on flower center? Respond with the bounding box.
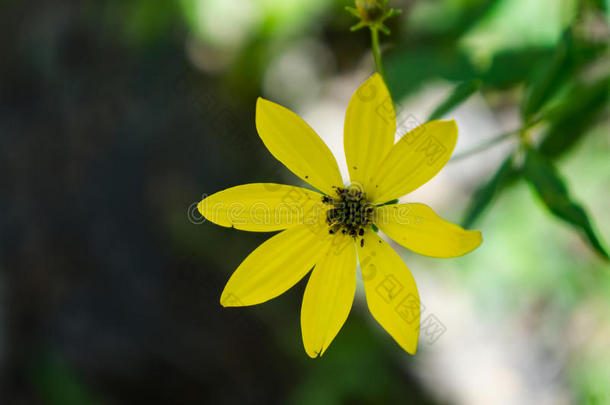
[322,186,373,239]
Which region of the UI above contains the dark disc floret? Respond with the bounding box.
[322,186,374,243]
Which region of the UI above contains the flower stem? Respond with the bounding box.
[370,26,385,79]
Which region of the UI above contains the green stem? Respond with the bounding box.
[370,26,385,79]
[449,130,518,164]
[449,117,545,164]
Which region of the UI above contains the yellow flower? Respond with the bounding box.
[198,74,482,358]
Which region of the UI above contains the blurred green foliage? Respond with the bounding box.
[427,79,482,121]
[462,154,517,229]
[524,148,608,258]
[31,352,100,405]
[401,0,610,259]
[140,0,609,402]
[4,0,608,404]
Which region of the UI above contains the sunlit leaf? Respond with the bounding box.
[523,148,609,259]
[462,154,519,228]
[427,79,481,121]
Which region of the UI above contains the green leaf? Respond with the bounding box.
[521,26,606,121]
[461,154,518,228]
[539,76,610,158]
[427,79,482,121]
[480,47,556,89]
[31,352,100,405]
[406,0,503,41]
[582,0,608,13]
[386,48,477,99]
[377,199,399,207]
[446,0,504,39]
[523,148,609,260]
[521,29,574,120]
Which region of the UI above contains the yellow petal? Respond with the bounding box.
[301,234,357,358]
[357,231,420,354]
[256,98,343,195]
[220,223,331,307]
[376,203,482,258]
[198,183,325,232]
[344,73,395,191]
[368,120,458,204]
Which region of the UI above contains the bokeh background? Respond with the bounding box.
[1,0,609,404]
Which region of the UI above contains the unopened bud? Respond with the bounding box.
[355,0,384,23]
[346,0,401,34]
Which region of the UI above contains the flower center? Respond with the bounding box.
[322,186,374,238]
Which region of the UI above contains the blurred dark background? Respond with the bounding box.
[1,0,608,404]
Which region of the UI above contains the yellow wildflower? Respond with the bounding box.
[198,74,482,358]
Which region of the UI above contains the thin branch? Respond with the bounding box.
[449,130,518,164]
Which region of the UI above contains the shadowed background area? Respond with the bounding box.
[1,0,608,404]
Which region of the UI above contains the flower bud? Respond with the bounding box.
[346,0,401,34]
[355,0,384,23]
